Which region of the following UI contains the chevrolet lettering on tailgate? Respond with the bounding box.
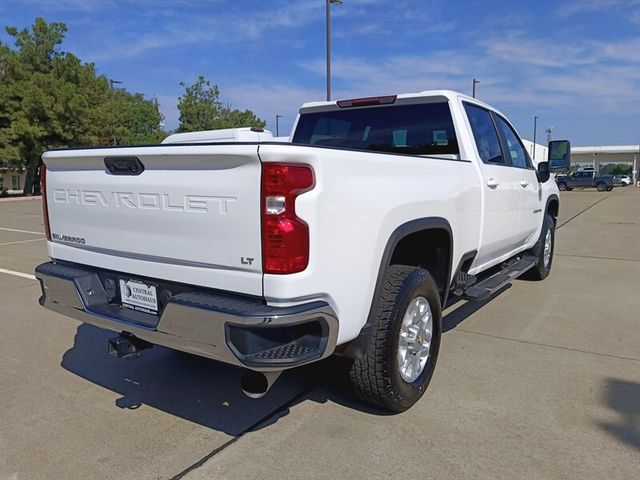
[53,189,236,214]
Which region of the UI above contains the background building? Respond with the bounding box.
[0,166,25,195]
[523,140,639,180]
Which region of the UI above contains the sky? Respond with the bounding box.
[1,0,639,146]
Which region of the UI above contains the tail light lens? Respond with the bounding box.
[40,164,52,241]
[261,163,314,274]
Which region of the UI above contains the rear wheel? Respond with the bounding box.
[348,265,441,412]
[596,182,607,192]
[557,182,567,191]
[523,214,555,281]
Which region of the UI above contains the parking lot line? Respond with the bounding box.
[0,267,37,280]
[0,227,43,235]
[0,238,46,247]
[455,328,640,362]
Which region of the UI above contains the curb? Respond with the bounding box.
[0,195,42,203]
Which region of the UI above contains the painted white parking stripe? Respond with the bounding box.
[0,227,44,235]
[0,268,36,280]
[0,238,46,247]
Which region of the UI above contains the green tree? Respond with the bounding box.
[177,75,265,132]
[216,106,266,130]
[0,18,70,194]
[611,164,632,176]
[95,90,165,146]
[0,18,165,195]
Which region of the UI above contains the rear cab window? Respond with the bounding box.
[292,101,459,156]
[463,103,505,165]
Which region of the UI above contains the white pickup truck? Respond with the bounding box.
[36,90,569,412]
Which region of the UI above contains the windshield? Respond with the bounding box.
[292,102,459,156]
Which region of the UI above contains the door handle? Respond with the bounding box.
[486,178,499,188]
[520,179,529,188]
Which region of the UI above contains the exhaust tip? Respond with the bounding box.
[240,370,282,399]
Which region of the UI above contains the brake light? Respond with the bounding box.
[336,95,397,108]
[40,164,52,241]
[261,163,314,274]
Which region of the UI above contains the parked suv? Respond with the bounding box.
[614,175,632,186]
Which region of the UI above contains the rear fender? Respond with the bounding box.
[335,217,452,359]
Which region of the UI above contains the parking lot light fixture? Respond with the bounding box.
[326,0,343,101]
[533,116,538,160]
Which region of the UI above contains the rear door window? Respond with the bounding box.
[293,102,459,155]
[463,103,505,165]
[493,115,533,169]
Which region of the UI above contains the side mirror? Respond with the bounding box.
[548,140,571,171]
[536,161,551,183]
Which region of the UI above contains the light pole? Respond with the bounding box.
[532,115,538,160]
[109,79,123,145]
[326,0,342,101]
[275,114,283,137]
[154,97,165,130]
[472,78,480,98]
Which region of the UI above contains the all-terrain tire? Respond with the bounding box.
[522,214,555,281]
[348,265,442,412]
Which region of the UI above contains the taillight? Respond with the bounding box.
[261,163,314,274]
[40,164,51,241]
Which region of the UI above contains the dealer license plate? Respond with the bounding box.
[119,279,158,315]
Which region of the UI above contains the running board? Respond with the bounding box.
[462,255,538,302]
[453,271,477,297]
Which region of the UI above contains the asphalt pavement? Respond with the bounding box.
[0,188,638,480]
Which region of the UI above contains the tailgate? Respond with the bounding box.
[43,144,263,296]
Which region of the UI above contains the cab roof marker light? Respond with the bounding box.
[336,95,397,108]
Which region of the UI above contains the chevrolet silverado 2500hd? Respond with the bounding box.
[36,90,569,412]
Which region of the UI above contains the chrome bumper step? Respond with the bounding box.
[35,261,339,370]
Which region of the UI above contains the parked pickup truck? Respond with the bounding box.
[36,90,568,412]
[555,170,614,191]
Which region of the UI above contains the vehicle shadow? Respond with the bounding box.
[596,378,640,450]
[60,324,388,436]
[60,324,321,436]
[61,288,512,435]
[442,286,510,332]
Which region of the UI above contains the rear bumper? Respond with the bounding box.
[35,261,338,371]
